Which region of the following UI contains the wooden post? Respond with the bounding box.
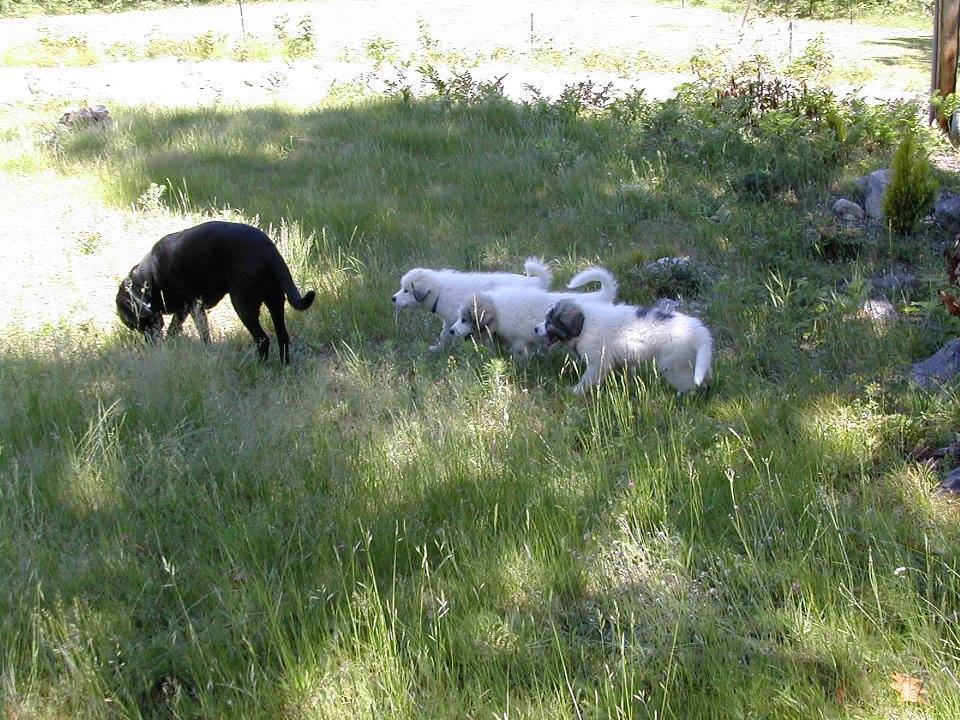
[931,0,960,134]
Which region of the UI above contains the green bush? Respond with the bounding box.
[882,132,937,236]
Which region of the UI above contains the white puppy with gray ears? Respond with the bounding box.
[534,297,713,394]
[448,267,618,357]
[392,259,552,351]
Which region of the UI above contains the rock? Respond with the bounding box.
[859,297,897,323]
[833,198,865,222]
[869,272,918,294]
[644,256,692,272]
[652,298,681,313]
[58,104,113,130]
[855,169,891,224]
[636,256,706,300]
[911,338,960,389]
[935,195,960,232]
[936,467,960,496]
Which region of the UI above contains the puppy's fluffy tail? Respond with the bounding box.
[693,328,713,388]
[524,257,553,289]
[567,267,618,302]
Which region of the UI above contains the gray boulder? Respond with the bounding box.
[911,338,960,389]
[855,169,891,224]
[869,272,918,295]
[858,297,897,324]
[937,467,960,497]
[935,195,960,232]
[833,198,865,222]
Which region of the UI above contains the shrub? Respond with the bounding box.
[274,14,315,60]
[882,132,937,236]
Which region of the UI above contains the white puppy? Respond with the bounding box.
[392,258,552,351]
[533,297,713,394]
[448,267,618,357]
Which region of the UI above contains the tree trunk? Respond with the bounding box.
[931,0,960,135]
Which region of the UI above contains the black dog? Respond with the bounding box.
[116,221,315,363]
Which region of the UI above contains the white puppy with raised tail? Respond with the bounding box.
[392,258,552,351]
[448,267,618,357]
[534,298,713,394]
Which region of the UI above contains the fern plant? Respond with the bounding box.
[882,132,937,236]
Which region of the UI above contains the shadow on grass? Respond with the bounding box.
[866,35,932,68]
[2,324,957,718]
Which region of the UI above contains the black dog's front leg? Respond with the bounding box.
[166,309,189,339]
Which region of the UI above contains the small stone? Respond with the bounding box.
[859,297,897,323]
[911,338,960,389]
[855,168,891,223]
[936,467,960,496]
[652,298,681,313]
[645,256,692,271]
[935,195,960,232]
[833,198,865,221]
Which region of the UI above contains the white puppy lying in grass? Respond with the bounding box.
[448,267,618,357]
[392,258,552,351]
[534,297,713,394]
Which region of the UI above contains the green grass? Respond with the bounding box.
[2,77,960,719]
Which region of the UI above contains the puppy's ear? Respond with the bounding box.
[411,282,430,303]
[471,294,495,329]
[552,300,584,339]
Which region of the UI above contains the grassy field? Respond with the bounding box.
[2,61,960,720]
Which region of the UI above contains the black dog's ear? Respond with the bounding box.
[552,300,584,339]
[411,283,430,303]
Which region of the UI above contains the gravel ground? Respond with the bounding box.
[0,0,931,107]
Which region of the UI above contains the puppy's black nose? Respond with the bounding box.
[391,296,396,303]
[449,328,455,335]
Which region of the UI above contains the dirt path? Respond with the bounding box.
[0,0,931,108]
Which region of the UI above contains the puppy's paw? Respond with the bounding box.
[428,342,446,353]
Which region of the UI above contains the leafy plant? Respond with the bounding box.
[274,14,315,59]
[882,132,937,236]
[786,34,833,83]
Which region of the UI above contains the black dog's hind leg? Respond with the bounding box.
[231,294,269,361]
[190,302,211,344]
[265,293,290,364]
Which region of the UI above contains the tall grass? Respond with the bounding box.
[1,77,959,719]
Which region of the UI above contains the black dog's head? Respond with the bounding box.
[535,299,584,347]
[116,267,164,340]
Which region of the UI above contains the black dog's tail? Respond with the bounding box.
[270,251,316,311]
